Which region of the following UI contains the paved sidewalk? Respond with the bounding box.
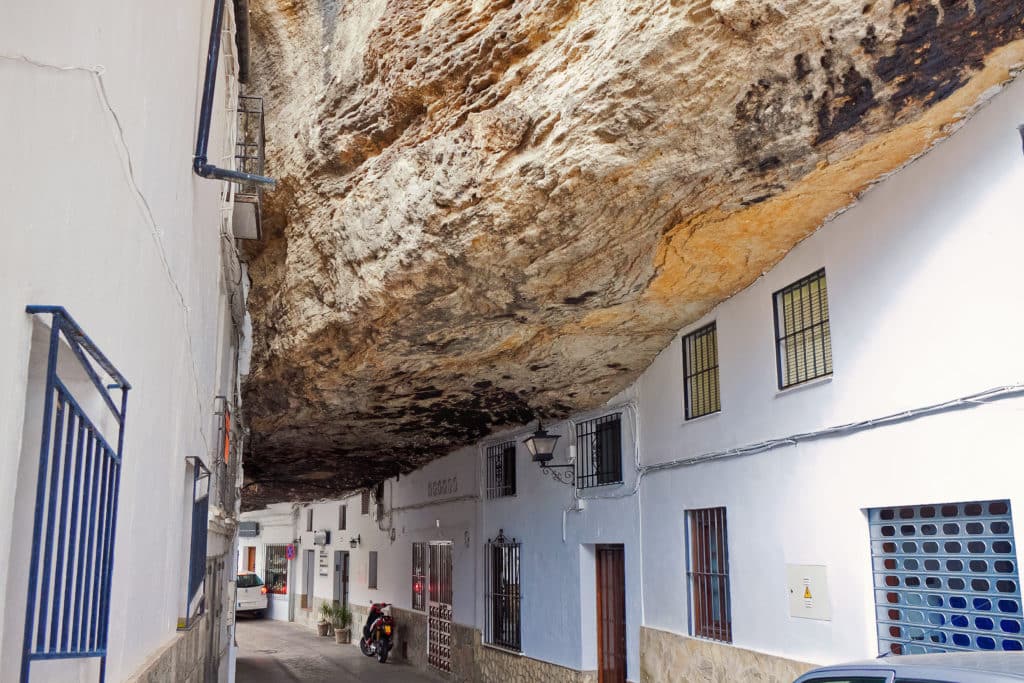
[235,616,443,683]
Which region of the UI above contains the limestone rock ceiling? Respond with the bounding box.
[240,0,1024,509]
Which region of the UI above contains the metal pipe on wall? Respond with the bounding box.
[193,0,275,187]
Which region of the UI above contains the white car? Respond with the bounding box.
[236,572,268,617]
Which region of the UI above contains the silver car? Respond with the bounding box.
[794,652,1024,683]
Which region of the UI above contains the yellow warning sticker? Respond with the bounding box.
[804,586,813,600]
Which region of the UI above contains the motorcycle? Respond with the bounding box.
[359,602,395,663]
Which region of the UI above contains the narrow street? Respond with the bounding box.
[235,616,443,683]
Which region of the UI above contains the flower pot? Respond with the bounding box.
[317,621,330,637]
[334,627,351,644]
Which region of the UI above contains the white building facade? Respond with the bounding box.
[239,75,1024,682]
[1,1,269,681]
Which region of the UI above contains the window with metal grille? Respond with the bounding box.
[485,530,521,651]
[773,269,832,389]
[686,507,732,643]
[368,551,378,590]
[361,490,370,515]
[264,545,288,594]
[181,458,210,630]
[412,543,427,611]
[575,413,623,489]
[486,441,517,498]
[683,323,721,420]
[869,500,1022,655]
[339,504,346,530]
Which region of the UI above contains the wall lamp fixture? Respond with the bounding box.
[523,420,574,486]
[349,534,361,549]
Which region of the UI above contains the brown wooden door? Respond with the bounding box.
[246,547,256,572]
[596,544,626,683]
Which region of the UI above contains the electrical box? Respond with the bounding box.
[786,564,831,621]
[313,530,330,546]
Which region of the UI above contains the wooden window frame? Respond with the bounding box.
[686,507,732,643]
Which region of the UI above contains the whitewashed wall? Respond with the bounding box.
[638,74,1024,666]
[0,0,244,680]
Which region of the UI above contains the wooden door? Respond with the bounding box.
[596,545,626,683]
[246,546,256,572]
[333,551,349,607]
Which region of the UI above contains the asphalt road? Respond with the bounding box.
[235,616,443,683]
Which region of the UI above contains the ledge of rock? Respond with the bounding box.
[240,0,1024,509]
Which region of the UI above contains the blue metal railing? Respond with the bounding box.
[20,306,130,683]
[180,457,211,631]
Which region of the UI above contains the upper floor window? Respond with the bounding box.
[368,551,379,590]
[773,268,832,389]
[338,504,347,530]
[576,414,623,489]
[361,490,370,515]
[486,441,517,498]
[683,322,720,420]
[686,507,732,643]
[306,508,313,532]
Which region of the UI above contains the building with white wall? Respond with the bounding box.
[239,75,1024,682]
[1,1,271,681]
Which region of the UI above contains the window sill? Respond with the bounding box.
[774,375,832,397]
[682,410,721,427]
[481,642,523,657]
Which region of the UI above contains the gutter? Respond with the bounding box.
[193,0,275,188]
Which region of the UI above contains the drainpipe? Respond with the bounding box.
[193,0,276,188]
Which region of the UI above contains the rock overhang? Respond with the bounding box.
[239,0,1024,510]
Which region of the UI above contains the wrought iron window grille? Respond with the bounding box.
[683,322,721,420]
[484,530,522,652]
[686,507,733,643]
[21,306,131,683]
[412,543,427,611]
[575,413,623,489]
[179,457,211,631]
[773,268,833,389]
[486,441,517,498]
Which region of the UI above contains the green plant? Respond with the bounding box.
[319,601,334,624]
[332,603,351,629]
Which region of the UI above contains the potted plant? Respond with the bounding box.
[333,603,352,644]
[318,602,333,637]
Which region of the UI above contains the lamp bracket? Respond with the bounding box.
[540,463,575,486]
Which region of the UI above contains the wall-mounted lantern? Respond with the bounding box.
[349,534,361,549]
[523,420,574,486]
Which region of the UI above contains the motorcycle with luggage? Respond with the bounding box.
[359,602,395,663]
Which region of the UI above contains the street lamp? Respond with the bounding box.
[523,420,574,485]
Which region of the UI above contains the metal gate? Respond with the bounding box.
[20,307,131,683]
[427,542,453,673]
[870,500,1022,654]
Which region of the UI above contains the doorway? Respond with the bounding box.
[333,550,349,608]
[246,546,256,572]
[303,550,315,610]
[596,544,626,683]
[427,542,453,673]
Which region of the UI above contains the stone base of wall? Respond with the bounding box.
[640,626,814,683]
[352,602,595,683]
[125,611,212,683]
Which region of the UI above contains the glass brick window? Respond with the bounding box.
[486,441,517,498]
[412,543,427,611]
[773,268,832,389]
[484,530,521,651]
[686,507,732,642]
[368,551,378,590]
[265,545,289,595]
[682,322,720,420]
[576,413,623,489]
[870,500,1022,654]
